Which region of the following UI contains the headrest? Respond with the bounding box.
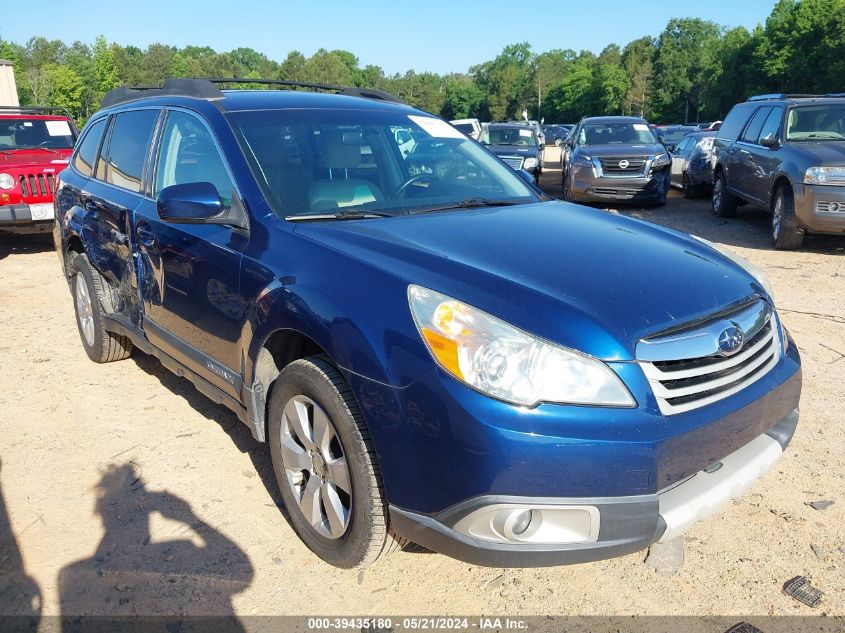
[324,138,361,170]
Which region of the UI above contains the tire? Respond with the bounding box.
[681,172,697,199]
[268,355,404,568]
[562,169,573,201]
[771,185,805,250]
[71,255,133,363]
[655,171,668,206]
[711,169,737,217]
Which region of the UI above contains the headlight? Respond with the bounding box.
[407,285,636,408]
[0,173,14,190]
[652,153,671,169]
[691,236,776,301]
[572,153,593,167]
[804,166,845,186]
[523,157,539,169]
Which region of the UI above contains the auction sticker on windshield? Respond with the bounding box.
[409,115,465,139]
[45,120,72,136]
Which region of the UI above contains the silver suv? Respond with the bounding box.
[561,116,670,205]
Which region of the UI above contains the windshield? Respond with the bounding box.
[786,105,845,141]
[579,122,656,146]
[226,109,538,218]
[479,126,537,147]
[0,118,76,150]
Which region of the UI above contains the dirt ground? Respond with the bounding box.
[1,147,843,624]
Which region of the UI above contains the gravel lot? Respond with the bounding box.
[1,148,843,622]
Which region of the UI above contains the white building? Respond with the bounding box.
[0,59,20,107]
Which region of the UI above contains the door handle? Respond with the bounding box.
[136,225,156,247]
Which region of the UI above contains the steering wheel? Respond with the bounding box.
[393,173,440,198]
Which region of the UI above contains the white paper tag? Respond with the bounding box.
[46,120,72,136]
[409,115,465,139]
[519,129,532,137]
[23,122,32,127]
[633,123,650,132]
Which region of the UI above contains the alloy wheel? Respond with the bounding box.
[713,177,723,212]
[75,274,95,347]
[280,395,352,539]
[773,194,783,239]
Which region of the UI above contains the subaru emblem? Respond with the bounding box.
[618,159,630,169]
[718,325,745,356]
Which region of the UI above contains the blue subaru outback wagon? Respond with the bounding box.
[54,78,802,568]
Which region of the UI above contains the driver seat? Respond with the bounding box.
[309,132,383,211]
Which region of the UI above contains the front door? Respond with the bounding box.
[135,109,247,396]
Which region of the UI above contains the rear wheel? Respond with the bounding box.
[268,356,404,568]
[772,185,805,250]
[71,255,133,363]
[711,170,737,217]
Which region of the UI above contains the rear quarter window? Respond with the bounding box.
[717,104,758,142]
[73,119,107,178]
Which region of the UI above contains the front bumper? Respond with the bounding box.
[568,164,668,203]
[390,408,798,567]
[793,184,845,234]
[0,203,54,233]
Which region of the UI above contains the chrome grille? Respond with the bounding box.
[499,155,524,170]
[637,300,782,415]
[598,157,647,177]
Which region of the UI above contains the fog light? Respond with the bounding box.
[511,510,533,535]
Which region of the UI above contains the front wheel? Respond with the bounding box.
[772,185,805,250]
[268,356,404,568]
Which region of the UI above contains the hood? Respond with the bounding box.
[486,144,539,158]
[784,141,845,166]
[576,143,665,158]
[294,202,765,361]
[0,149,72,169]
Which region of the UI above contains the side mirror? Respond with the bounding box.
[157,182,224,223]
[760,134,779,149]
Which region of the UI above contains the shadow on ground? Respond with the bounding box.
[57,462,253,629]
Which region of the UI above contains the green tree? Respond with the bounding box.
[653,18,722,122]
[303,49,353,85]
[591,45,629,115]
[45,64,84,115]
[92,35,119,107]
[621,37,656,117]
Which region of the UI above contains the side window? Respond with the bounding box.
[717,105,756,142]
[105,110,159,193]
[154,110,235,208]
[740,107,771,144]
[758,108,784,143]
[72,119,107,178]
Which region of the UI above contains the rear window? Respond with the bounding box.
[103,110,159,193]
[717,104,757,142]
[73,119,107,178]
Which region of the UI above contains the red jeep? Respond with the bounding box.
[0,107,78,234]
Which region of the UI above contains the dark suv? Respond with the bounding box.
[54,78,801,569]
[561,116,670,205]
[712,94,845,249]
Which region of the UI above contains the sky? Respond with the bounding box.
[1,0,776,75]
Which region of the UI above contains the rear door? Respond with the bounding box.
[134,108,248,397]
[82,109,160,326]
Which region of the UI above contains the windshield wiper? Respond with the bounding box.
[285,209,393,221]
[16,145,61,154]
[407,198,523,215]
